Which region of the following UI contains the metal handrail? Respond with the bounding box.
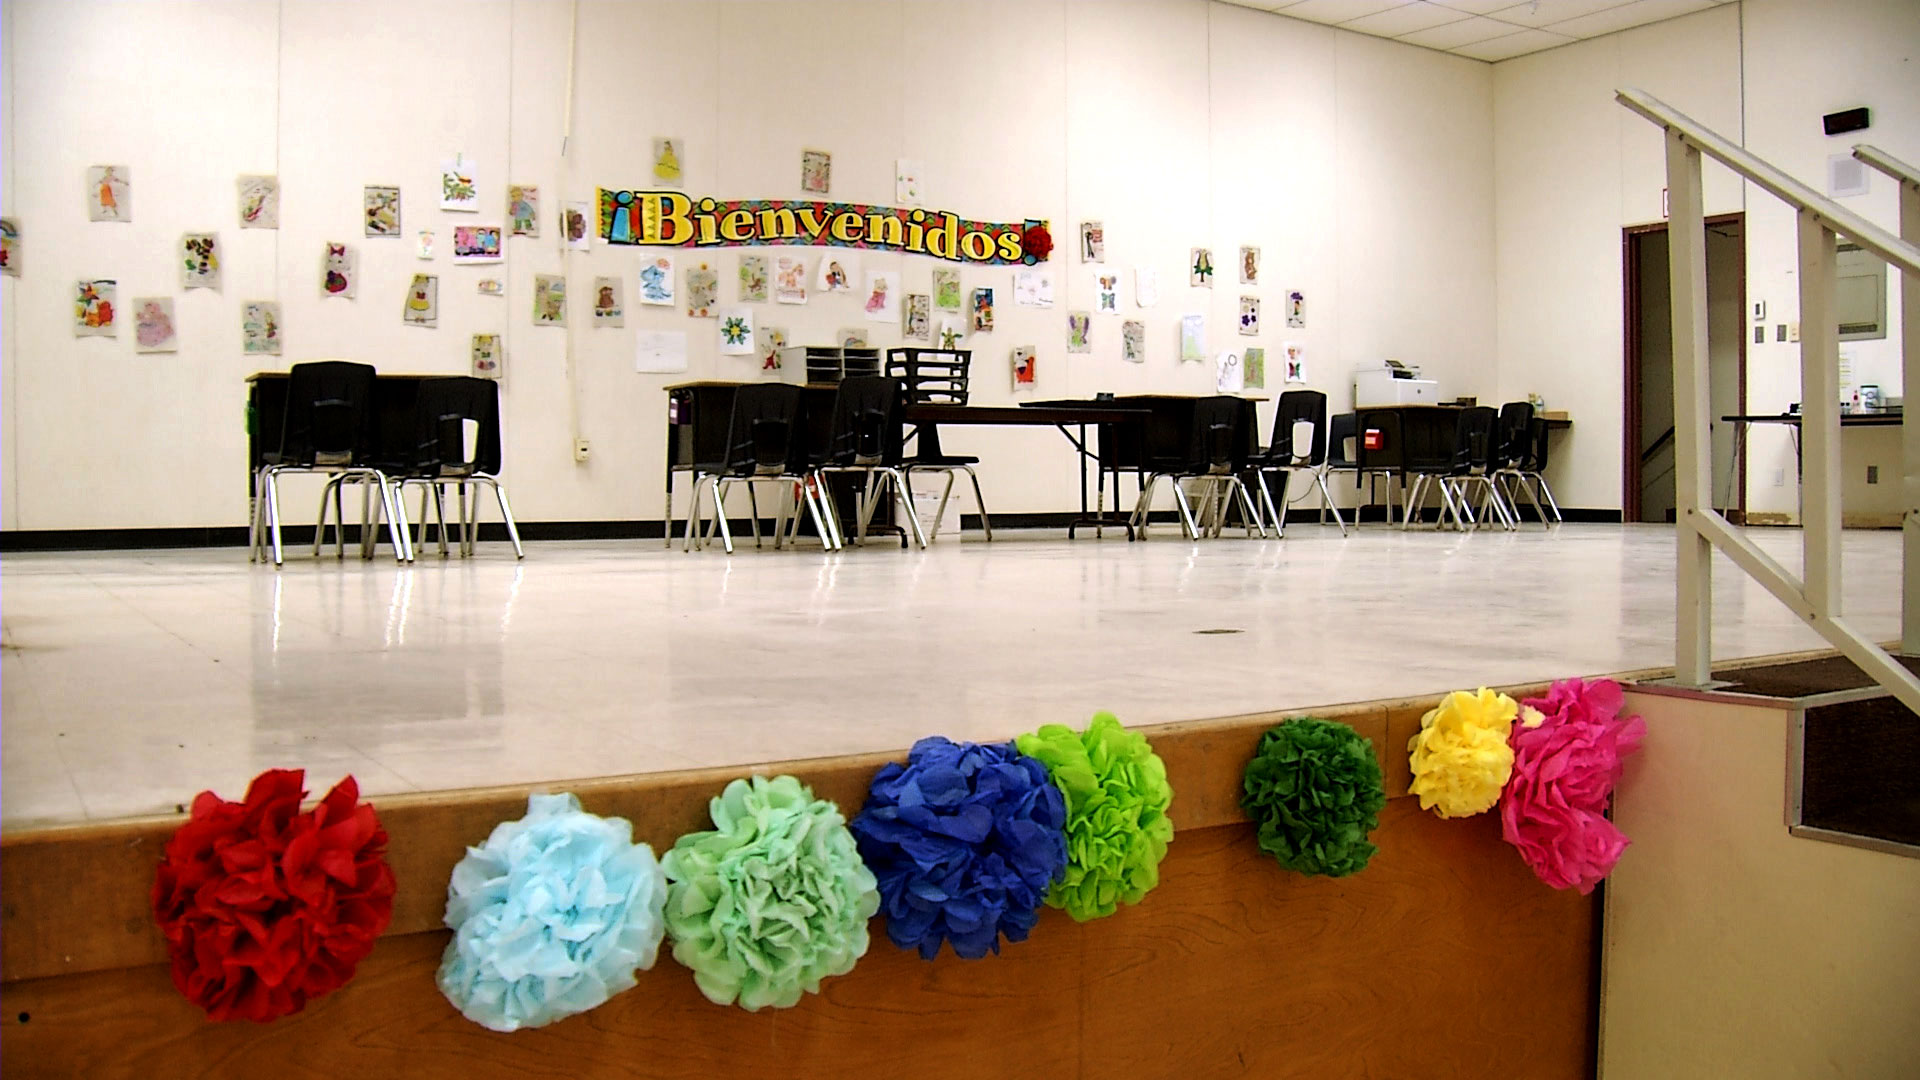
[1853,144,1920,189]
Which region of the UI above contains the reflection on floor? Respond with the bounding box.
[1,524,1899,827]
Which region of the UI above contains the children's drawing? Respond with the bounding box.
[863,270,898,324]
[1286,290,1305,327]
[1080,221,1104,263]
[686,263,718,318]
[1240,246,1259,285]
[738,255,769,303]
[1097,273,1120,313]
[1244,347,1266,390]
[441,154,478,212]
[321,242,357,298]
[801,149,831,195]
[971,287,994,333]
[181,233,221,290]
[774,255,807,304]
[838,328,869,348]
[403,274,439,327]
[0,217,17,277]
[757,326,788,372]
[242,301,282,354]
[133,298,176,353]
[478,279,504,296]
[592,276,624,327]
[364,185,401,236]
[1012,346,1036,390]
[417,229,436,259]
[933,268,962,311]
[895,159,923,205]
[453,224,503,263]
[87,166,129,222]
[74,279,116,337]
[816,255,852,293]
[1067,311,1091,353]
[1239,295,1260,336]
[635,331,689,374]
[1284,341,1306,383]
[1135,267,1158,307]
[1014,268,1053,308]
[508,185,539,237]
[472,333,503,379]
[1122,320,1145,363]
[904,294,930,341]
[652,138,684,187]
[1190,248,1214,287]
[1179,314,1205,362]
[937,319,964,349]
[533,274,567,326]
[639,256,675,305]
[237,175,279,229]
[719,307,755,356]
[564,201,591,250]
[1215,350,1243,394]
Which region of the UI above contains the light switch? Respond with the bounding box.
[1754,326,1766,345]
[1777,324,1788,342]
[1789,322,1801,342]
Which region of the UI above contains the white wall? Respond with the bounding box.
[0,0,1494,532]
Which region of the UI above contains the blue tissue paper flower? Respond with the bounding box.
[437,792,667,1032]
[849,737,1069,960]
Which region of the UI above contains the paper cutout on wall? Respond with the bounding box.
[639,256,675,305]
[838,327,869,348]
[895,159,923,205]
[596,190,1046,265]
[74,279,116,337]
[1012,346,1036,390]
[1244,346,1266,390]
[478,279,504,296]
[933,267,962,311]
[1283,341,1306,383]
[1080,221,1104,263]
[1067,311,1091,353]
[0,217,17,277]
[533,274,566,326]
[757,326,788,371]
[237,175,279,229]
[508,185,539,237]
[1122,319,1145,363]
[1135,267,1158,308]
[719,307,755,356]
[1286,290,1305,328]
[472,333,503,379]
[592,276,624,327]
[903,294,930,341]
[1239,295,1259,336]
[1239,246,1259,285]
[773,254,807,304]
[635,330,689,374]
[417,229,436,259]
[181,233,220,290]
[971,287,994,333]
[816,255,853,293]
[686,263,718,317]
[1179,314,1205,361]
[1014,268,1053,308]
[1097,272,1120,314]
[242,301,281,354]
[403,274,438,327]
[133,297,176,353]
[441,154,478,212]
[801,149,831,195]
[738,255,769,302]
[652,138,685,187]
[322,242,357,298]
[365,186,401,237]
[88,166,129,222]
[863,270,899,324]
[564,201,592,250]
[453,225,503,264]
[1215,351,1243,394]
[1190,248,1213,288]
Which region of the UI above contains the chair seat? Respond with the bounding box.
[906,454,979,467]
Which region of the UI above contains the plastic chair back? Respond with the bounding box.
[413,376,502,477]
[1497,401,1534,469]
[1455,406,1500,474]
[279,361,378,467]
[1271,390,1328,466]
[824,376,903,467]
[724,383,804,476]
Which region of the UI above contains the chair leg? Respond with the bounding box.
[1131,474,1161,538]
[1231,478,1260,538]
[314,478,337,558]
[926,469,957,541]
[1256,471,1282,539]
[685,474,707,552]
[962,466,992,540]
[802,476,837,551]
[713,479,736,554]
[1170,478,1201,540]
[887,469,928,549]
[747,483,763,549]
[1313,470,1348,536]
[265,471,285,567]
[1535,473,1564,523]
[490,479,524,559]
[388,476,414,562]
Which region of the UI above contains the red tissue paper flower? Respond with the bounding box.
[1020,221,1053,264]
[150,769,396,1022]
[1501,679,1646,894]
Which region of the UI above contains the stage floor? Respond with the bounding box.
[1,523,1901,827]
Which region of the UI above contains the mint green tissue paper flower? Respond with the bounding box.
[1015,712,1174,922]
[661,775,879,1011]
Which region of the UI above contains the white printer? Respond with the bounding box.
[1353,359,1439,407]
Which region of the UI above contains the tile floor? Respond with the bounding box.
[1,524,1901,827]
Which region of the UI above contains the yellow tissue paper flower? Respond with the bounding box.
[1407,688,1518,819]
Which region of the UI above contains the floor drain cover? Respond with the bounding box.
[1194,628,1244,635]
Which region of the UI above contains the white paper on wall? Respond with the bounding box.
[636,330,689,373]
[1014,268,1053,308]
[719,307,755,356]
[1135,267,1158,308]
[1215,350,1243,394]
[863,270,899,323]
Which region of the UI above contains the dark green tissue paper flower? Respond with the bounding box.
[1241,718,1386,877]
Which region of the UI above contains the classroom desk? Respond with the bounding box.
[1721,410,1903,513]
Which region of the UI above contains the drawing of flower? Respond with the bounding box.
[721,315,750,346]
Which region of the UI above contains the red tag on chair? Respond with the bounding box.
[1363,429,1384,451]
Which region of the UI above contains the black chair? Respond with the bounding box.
[1437,406,1516,531]
[1245,390,1347,538]
[1496,415,1564,524]
[686,383,834,554]
[395,377,524,559]
[251,360,409,566]
[1396,407,1472,530]
[1130,396,1261,539]
[808,376,926,549]
[1353,408,1410,526]
[894,351,991,541]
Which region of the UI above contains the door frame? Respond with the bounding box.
[1622,212,1747,524]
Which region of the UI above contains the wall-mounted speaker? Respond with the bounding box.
[1822,107,1870,136]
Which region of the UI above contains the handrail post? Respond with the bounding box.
[1799,211,1842,616]
[1668,128,1714,685]
[1898,170,1920,653]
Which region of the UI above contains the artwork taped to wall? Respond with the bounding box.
[816,254,853,293]
[74,279,116,337]
[756,326,788,372]
[322,242,357,298]
[838,327,869,349]
[1097,272,1120,314]
[1285,289,1304,327]
[1179,314,1205,362]
[1239,295,1259,336]
[453,224,503,263]
[564,201,592,250]
[1283,341,1306,383]
[971,287,994,333]
[801,149,831,195]
[592,276,624,327]
[636,330,689,374]
[719,307,755,356]
[1122,319,1145,364]
[508,185,539,237]
[365,185,401,237]
[181,233,220,290]
[533,274,567,326]
[441,155,478,212]
[472,333,503,379]
[895,159,923,206]
[1216,351,1243,394]
[1190,248,1214,288]
[1,217,17,277]
[738,255,769,302]
[1012,346,1036,390]
[639,255,675,306]
[133,297,176,354]
[1066,311,1091,354]
[1014,268,1053,308]
[1239,246,1259,285]
[88,166,129,222]
[652,138,685,187]
[1135,267,1158,307]
[1080,221,1104,263]
[478,279,504,296]
[903,293,930,341]
[686,263,718,318]
[237,175,279,229]
[403,274,439,327]
[933,267,962,311]
[242,301,281,355]
[1244,346,1266,390]
[863,270,899,324]
[773,254,807,304]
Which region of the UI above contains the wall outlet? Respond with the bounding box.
[1754,326,1766,345]
[1788,321,1801,342]
[573,439,591,462]
[1776,323,1788,342]
[1773,468,1787,487]
[1868,465,1880,484]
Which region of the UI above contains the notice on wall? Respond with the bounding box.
[636,330,689,374]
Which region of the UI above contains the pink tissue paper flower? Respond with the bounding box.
[1501,678,1646,893]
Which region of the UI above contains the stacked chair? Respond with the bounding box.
[1494,402,1563,525]
[395,376,523,559]
[1244,389,1347,538]
[1130,396,1261,540]
[252,360,410,566]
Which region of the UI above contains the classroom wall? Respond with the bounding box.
[0,0,1494,532]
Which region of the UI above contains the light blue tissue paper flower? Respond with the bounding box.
[437,792,668,1032]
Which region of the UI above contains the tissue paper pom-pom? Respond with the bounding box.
[1241,719,1387,877]
[436,793,667,1032]
[1502,679,1647,893]
[1014,712,1174,922]
[150,769,395,1023]
[850,737,1067,960]
[662,775,879,1011]
[1407,688,1520,819]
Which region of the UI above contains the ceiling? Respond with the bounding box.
[1221,0,1737,62]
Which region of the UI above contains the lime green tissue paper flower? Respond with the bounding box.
[661,775,879,1011]
[1015,712,1174,922]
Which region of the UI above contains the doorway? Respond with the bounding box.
[1623,213,1747,523]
